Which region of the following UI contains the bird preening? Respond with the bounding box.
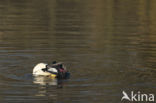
[33,61,70,79]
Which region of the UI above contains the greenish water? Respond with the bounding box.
[0,0,156,103]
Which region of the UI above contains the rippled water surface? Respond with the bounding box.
[0,0,156,103]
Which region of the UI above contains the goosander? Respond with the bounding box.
[33,61,70,79]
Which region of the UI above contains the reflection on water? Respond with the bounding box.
[33,76,65,88]
[33,76,58,86]
[0,0,156,103]
[33,76,65,97]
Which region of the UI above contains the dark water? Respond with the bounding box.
[0,0,156,103]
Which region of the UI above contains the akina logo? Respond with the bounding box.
[121,91,154,102]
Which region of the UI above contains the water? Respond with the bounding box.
[0,0,156,103]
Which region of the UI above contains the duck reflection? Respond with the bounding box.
[33,75,64,87]
[33,76,65,97]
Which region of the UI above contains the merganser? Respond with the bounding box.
[33,61,70,79]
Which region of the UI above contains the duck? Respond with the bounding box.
[33,61,70,79]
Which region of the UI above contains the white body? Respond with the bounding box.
[33,63,58,76]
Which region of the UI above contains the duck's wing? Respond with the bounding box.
[41,65,58,74]
[47,68,58,74]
